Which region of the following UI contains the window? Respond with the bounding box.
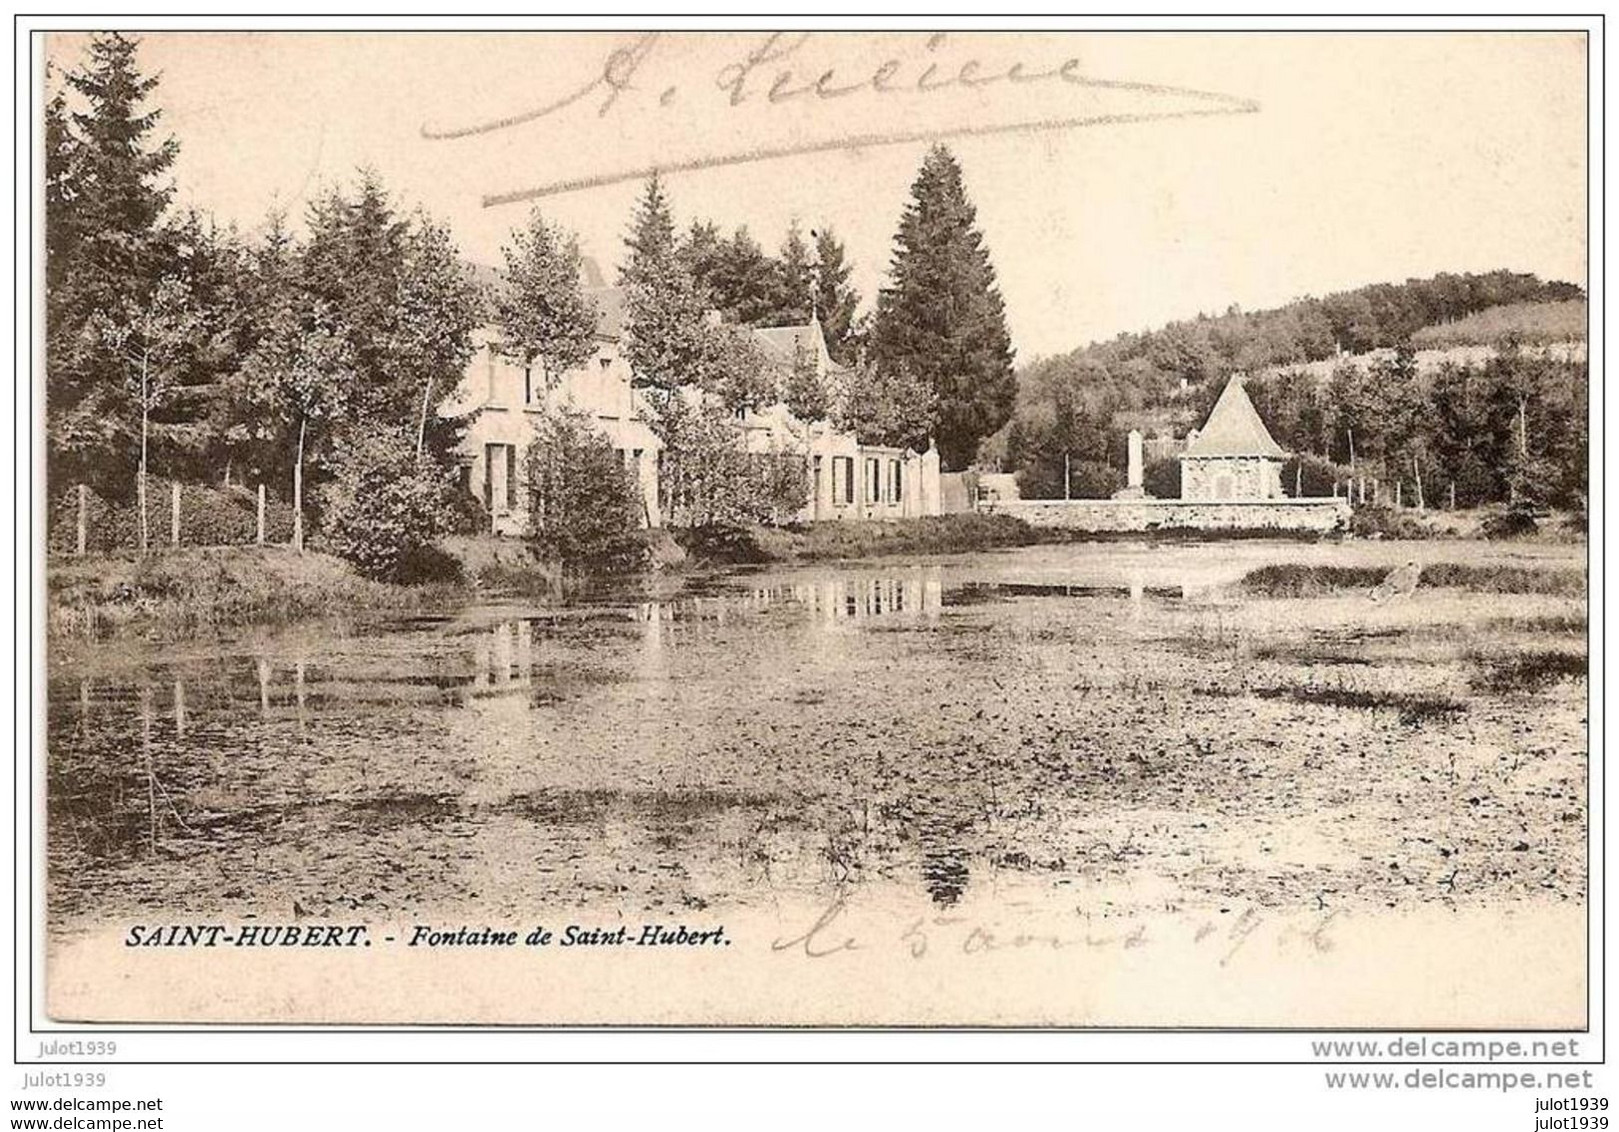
[524,366,534,405]
[890,460,902,503]
[482,444,499,512]
[506,446,518,509]
[833,457,854,505]
[866,458,881,504]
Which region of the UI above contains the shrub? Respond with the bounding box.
[1348,504,1435,540]
[1469,649,1586,695]
[1142,457,1180,499]
[47,480,296,554]
[1068,460,1122,499]
[654,396,808,528]
[318,431,459,582]
[1240,564,1389,597]
[1420,563,1584,597]
[1480,504,1540,541]
[526,406,644,569]
[751,450,811,525]
[444,481,492,536]
[1280,453,1348,498]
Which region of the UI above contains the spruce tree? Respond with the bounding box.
[772,221,813,325]
[811,226,860,365]
[48,33,180,489]
[869,144,1016,470]
[620,173,710,393]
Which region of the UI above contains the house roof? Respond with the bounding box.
[468,256,621,340]
[752,322,825,365]
[1183,376,1287,458]
[750,318,852,374]
[588,287,625,340]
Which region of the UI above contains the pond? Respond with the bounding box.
[46,539,1588,937]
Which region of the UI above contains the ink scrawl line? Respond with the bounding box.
[480,97,1261,208]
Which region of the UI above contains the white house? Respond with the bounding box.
[444,284,663,535]
[446,268,942,534]
[737,313,941,523]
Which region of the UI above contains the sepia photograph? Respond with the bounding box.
[34,27,1590,1029]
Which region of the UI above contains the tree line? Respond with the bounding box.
[1000,273,1586,508]
[44,34,1027,571]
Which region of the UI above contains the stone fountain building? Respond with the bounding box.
[1178,375,1288,501]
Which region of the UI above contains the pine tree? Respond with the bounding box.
[300,171,410,421]
[811,227,860,365]
[869,144,1016,470]
[772,221,813,325]
[619,173,710,393]
[48,33,180,490]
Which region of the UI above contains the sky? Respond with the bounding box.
[43,30,1588,361]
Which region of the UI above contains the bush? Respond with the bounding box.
[526,406,644,569]
[1240,564,1389,597]
[318,431,459,582]
[751,450,811,525]
[1280,453,1348,498]
[47,480,296,554]
[1015,458,1123,500]
[1348,504,1435,540]
[1420,562,1584,596]
[1480,504,1540,541]
[444,481,492,536]
[1142,457,1180,499]
[1068,460,1122,499]
[655,396,808,528]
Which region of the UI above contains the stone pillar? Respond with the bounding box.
[1114,429,1147,499]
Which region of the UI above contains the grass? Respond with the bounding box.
[680,513,1042,565]
[1239,562,1586,599]
[1410,299,1587,349]
[1469,650,1587,695]
[1239,564,1391,597]
[1420,563,1586,597]
[47,545,459,640]
[1250,684,1467,726]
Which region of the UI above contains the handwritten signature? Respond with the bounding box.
[421,32,1261,206]
[771,894,1341,962]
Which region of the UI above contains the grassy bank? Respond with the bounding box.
[677,513,1042,565]
[47,546,460,640]
[1240,561,1587,599]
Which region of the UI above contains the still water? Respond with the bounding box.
[47,539,1546,930]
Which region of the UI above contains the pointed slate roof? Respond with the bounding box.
[1183,376,1287,459]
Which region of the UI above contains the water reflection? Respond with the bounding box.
[48,556,1223,920]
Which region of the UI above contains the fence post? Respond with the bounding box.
[256,484,266,545]
[170,482,181,546]
[76,484,87,556]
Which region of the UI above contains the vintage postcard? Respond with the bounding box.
[37,28,1589,1027]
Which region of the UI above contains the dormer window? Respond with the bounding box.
[598,355,611,370]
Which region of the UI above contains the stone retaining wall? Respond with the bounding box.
[982,497,1352,533]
